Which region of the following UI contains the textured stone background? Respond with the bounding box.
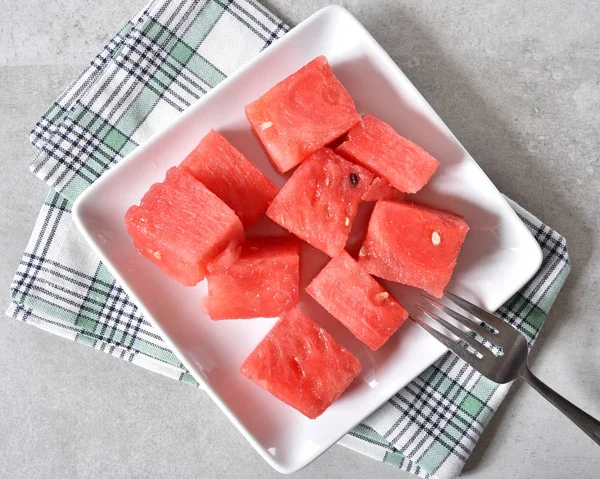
[1,1,599,477]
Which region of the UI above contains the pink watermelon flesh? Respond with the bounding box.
[180,129,279,228]
[361,177,406,202]
[163,167,245,272]
[266,148,374,257]
[306,251,408,351]
[205,237,300,320]
[245,56,361,173]
[126,207,205,286]
[240,307,362,419]
[124,167,244,285]
[336,115,440,194]
[358,200,469,297]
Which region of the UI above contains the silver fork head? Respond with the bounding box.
[411,292,529,384]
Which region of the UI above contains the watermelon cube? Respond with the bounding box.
[266,148,374,257]
[336,115,440,194]
[180,129,279,228]
[245,56,361,173]
[306,251,408,351]
[240,307,362,419]
[125,167,244,286]
[361,177,405,203]
[358,200,469,297]
[205,237,300,320]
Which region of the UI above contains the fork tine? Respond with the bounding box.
[409,316,488,366]
[420,294,499,343]
[444,291,516,337]
[415,306,495,361]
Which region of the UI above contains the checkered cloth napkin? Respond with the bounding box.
[7,1,570,477]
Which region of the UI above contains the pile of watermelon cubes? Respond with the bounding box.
[125,56,469,419]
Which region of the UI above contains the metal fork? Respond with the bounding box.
[411,291,600,446]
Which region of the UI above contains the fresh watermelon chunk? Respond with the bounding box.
[245,56,361,173]
[266,148,374,257]
[205,237,300,320]
[336,115,440,193]
[240,307,361,419]
[361,177,405,202]
[306,251,408,351]
[180,129,279,228]
[124,167,244,285]
[358,201,469,297]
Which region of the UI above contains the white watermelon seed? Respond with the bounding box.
[261,121,273,130]
[345,217,350,226]
[325,177,330,186]
[432,231,441,246]
[375,292,389,302]
[359,246,367,256]
[153,251,162,260]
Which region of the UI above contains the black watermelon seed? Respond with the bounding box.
[350,172,358,186]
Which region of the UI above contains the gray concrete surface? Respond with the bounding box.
[1,0,599,477]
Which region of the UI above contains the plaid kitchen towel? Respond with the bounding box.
[7,1,570,478]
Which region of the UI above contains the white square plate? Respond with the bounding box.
[73,5,542,474]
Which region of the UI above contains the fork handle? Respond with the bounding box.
[522,367,600,446]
